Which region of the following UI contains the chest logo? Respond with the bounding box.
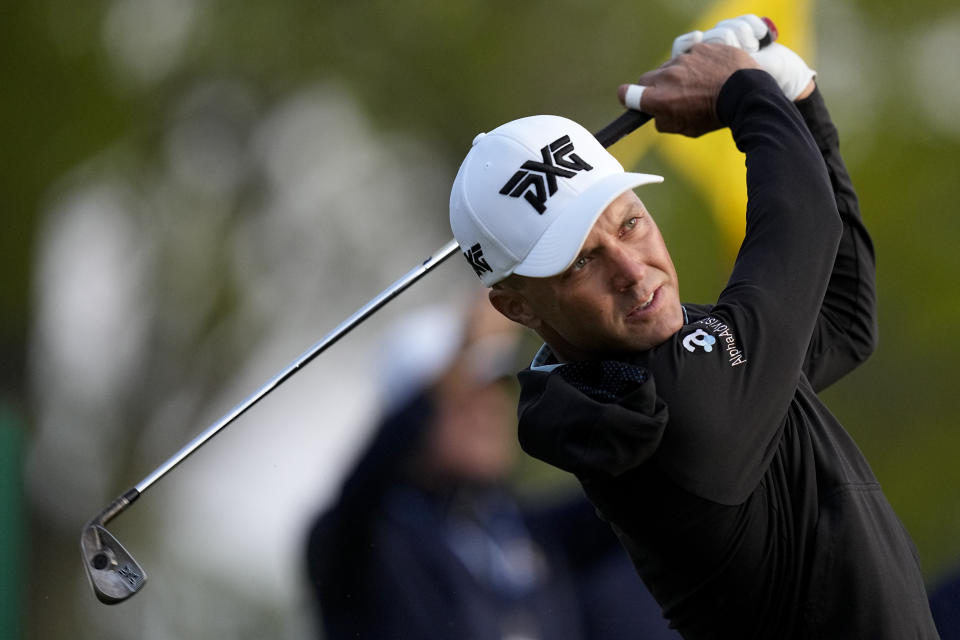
[691,317,748,367]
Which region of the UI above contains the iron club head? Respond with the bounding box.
[80,489,146,604]
[81,522,147,604]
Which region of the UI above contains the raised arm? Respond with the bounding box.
[604,45,844,503]
[657,15,877,389]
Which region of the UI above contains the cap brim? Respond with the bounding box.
[513,172,663,279]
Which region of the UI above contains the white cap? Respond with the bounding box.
[450,114,663,286]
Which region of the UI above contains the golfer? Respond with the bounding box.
[449,16,939,639]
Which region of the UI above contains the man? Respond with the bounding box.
[448,15,939,639]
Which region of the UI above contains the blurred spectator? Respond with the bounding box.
[931,567,960,639]
[304,296,679,639]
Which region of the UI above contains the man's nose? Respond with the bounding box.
[609,245,646,291]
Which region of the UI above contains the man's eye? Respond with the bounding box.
[573,256,588,271]
[625,216,639,229]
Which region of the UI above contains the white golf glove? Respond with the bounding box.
[672,14,816,101]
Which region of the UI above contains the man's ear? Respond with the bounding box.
[488,287,540,331]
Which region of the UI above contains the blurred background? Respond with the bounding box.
[2,0,959,638]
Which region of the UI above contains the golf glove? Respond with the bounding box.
[672,14,816,101]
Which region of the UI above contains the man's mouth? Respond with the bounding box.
[628,287,659,317]
[638,290,656,309]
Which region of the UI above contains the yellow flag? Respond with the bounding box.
[611,1,813,256]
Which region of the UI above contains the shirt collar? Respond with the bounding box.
[530,343,562,372]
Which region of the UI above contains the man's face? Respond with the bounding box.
[491,190,683,362]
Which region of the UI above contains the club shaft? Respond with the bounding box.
[119,104,654,500]
[134,239,461,494]
[132,112,647,495]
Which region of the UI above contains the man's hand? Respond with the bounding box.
[673,15,816,101]
[617,43,760,138]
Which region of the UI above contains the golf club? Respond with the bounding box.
[81,17,779,604]
[79,112,633,603]
[80,238,460,604]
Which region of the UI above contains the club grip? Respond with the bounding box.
[594,110,653,148]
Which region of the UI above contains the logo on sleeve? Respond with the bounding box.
[682,329,716,353]
[686,317,748,367]
[499,135,593,214]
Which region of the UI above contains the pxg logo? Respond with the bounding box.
[463,242,493,278]
[499,135,593,214]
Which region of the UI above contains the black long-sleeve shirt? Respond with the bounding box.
[516,70,939,639]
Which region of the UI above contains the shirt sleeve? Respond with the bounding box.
[794,88,878,391]
[642,70,843,504]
